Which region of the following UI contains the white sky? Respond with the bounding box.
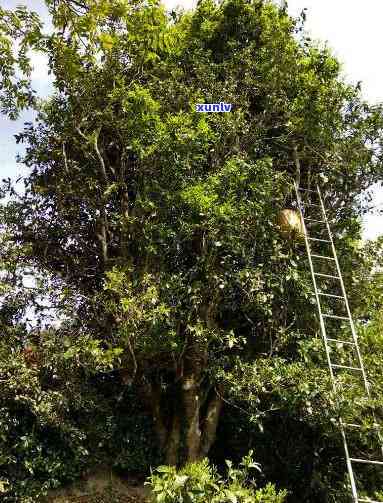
[285,0,383,239]
[0,0,382,238]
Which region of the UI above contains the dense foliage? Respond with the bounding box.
[147,453,287,502]
[0,0,383,501]
[0,324,160,501]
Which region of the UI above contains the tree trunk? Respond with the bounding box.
[139,333,222,465]
[165,411,181,465]
[146,380,168,451]
[182,372,202,462]
[181,340,210,462]
[200,387,224,458]
[142,374,223,465]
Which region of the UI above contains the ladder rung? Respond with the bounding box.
[341,422,381,430]
[323,314,349,320]
[344,426,382,437]
[317,292,344,299]
[298,187,317,193]
[350,458,383,466]
[327,338,355,346]
[305,218,325,223]
[311,254,335,261]
[314,273,340,280]
[331,364,362,371]
[342,422,362,429]
[308,237,331,243]
[358,499,383,502]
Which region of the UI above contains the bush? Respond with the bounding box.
[146,452,287,503]
[0,333,159,502]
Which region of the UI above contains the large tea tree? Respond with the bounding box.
[1,0,383,466]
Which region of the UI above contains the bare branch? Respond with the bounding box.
[62,141,69,174]
[96,214,108,264]
[93,130,108,183]
[76,126,108,183]
[126,336,137,381]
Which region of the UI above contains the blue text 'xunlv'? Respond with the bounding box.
[196,103,232,112]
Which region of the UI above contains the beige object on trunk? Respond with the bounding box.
[277,209,304,239]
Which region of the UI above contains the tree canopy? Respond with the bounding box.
[1,0,383,501]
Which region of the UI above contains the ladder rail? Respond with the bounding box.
[315,186,371,397]
[296,182,383,502]
[294,182,338,387]
[294,182,359,502]
[316,186,383,460]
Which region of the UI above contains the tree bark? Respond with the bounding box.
[137,328,222,465]
[165,411,181,465]
[142,372,223,465]
[147,380,168,451]
[181,340,208,462]
[182,372,202,462]
[200,387,224,458]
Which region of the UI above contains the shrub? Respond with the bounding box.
[0,333,159,502]
[146,452,287,503]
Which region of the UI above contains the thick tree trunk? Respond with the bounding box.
[147,381,168,451]
[138,323,222,464]
[165,411,181,465]
[142,375,223,465]
[182,372,202,462]
[200,388,224,458]
[181,340,210,462]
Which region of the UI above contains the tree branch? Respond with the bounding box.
[93,130,108,183]
[76,126,108,183]
[126,336,137,381]
[62,142,70,174]
[96,212,108,264]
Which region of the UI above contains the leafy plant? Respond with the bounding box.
[147,453,287,502]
